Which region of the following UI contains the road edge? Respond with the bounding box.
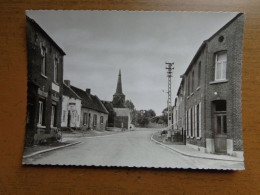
[150,132,244,162]
[22,141,82,159]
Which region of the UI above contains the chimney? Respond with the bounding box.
[64,80,70,87]
[86,88,91,94]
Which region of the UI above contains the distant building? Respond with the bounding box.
[25,16,66,145]
[174,13,244,157]
[112,70,131,129]
[61,80,81,129]
[101,100,116,127]
[70,86,109,131]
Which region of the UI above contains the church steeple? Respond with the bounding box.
[115,69,123,95]
[112,69,126,108]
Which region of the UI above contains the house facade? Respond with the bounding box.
[25,16,66,145]
[174,13,244,157]
[61,80,81,129]
[70,86,109,131]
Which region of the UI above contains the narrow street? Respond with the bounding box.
[23,128,244,169]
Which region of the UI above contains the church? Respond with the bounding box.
[103,70,131,130]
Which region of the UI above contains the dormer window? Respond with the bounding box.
[40,42,47,76]
[215,51,227,81]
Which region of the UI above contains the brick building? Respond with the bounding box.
[70,86,109,131]
[173,13,244,157]
[25,16,66,145]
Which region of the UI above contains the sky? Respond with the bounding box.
[26,10,237,115]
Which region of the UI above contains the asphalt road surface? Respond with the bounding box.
[23,128,244,170]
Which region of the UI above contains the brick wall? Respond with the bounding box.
[26,19,64,143]
[205,14,244,151]
[183,14,244,152]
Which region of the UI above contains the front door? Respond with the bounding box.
[67,111,71,128]
[214,114,227,154]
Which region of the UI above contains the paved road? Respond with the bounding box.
[23,128,244,169]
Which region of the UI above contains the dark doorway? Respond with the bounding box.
[212,100,227,154]
[67,111,71,128]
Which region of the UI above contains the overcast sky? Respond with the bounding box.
[26,10,237,115]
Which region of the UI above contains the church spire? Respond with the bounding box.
[115,69,123,95]
[112,69,125,108]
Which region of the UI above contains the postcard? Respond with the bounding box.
[23,10,245,170]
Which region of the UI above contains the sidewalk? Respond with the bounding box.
[23,140,81,158]
[23,129,126,158]
[151,132,244,162]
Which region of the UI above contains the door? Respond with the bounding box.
[67,110,71,128]
[214,114,227,154]
[88,113,91,129]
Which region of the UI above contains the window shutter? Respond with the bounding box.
[195,105,197,138]
[199,102,202,138]
[186,111,188,136]
[193,106,195,137]
[189,109,191,137]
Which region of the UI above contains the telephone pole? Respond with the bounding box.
[165,62,174,130]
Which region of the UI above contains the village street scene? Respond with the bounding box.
[23,11,245,170]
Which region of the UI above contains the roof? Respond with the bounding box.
[70,85,108,114]
[26,16,66,55]
[177,77,184,96]
[63,83,81,100]
[183,13,243,76]
[101,101,115,113]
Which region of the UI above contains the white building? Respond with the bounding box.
[61,80,81,129]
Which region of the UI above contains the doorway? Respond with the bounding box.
[212,100,227,154]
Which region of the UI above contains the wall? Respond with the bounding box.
[61,95,81,128]
[81,108,108,131]
[0,1,260,194]
[205,14,244,152]
[26,19,64,142]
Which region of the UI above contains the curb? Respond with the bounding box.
[150,132,243,162]
[23,141,82,159]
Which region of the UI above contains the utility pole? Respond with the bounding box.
[165,62,174,130]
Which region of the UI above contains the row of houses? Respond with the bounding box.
[171,13,244,157]
[25,16,130,145]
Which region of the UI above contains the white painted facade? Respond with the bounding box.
[61,95,81,128]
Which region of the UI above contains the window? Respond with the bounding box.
[40,43,47,76]
[215,52,227,81]
[51,105,57,127]
[198,62,201,87]
[191,71,194,92]
[38,100,45,126]
[93,114,97,126]
[100,116,104,124]
[54,54,59,83]
[83,113,87,125]
[195,103,202,138]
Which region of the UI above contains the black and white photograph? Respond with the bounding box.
[23,10,245,170]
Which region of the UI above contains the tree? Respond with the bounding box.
[125,100,136,124]
[125,100,135,110]
[145,109,156,118]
